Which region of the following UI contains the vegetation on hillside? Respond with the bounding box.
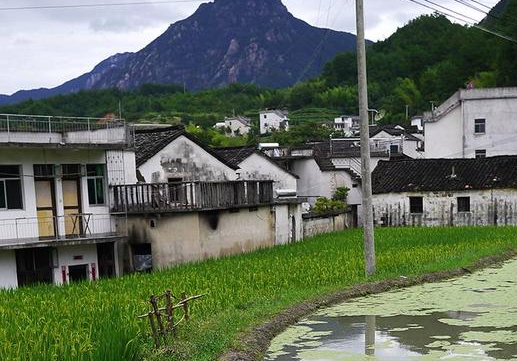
[1,3,516,140]
[1,227,517,361]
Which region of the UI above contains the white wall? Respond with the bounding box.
[0,148,111,241]
[0,250,18,289]
[425,106,463,158]
[373,189,517,227]
[260,111,289,134]
[137,135,237,183]
[425,89,517,159]
[53,244,99,285]
[291,159,333,204]
[238,153,297,192]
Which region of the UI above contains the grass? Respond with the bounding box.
[1,226,517,361]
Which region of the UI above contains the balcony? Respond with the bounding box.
[0,114,132,148]
[111,180,275,214]
[0,213,124,249]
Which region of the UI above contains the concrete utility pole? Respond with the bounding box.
[355,0,376,276]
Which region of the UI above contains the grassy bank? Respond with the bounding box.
[1,227,517,361]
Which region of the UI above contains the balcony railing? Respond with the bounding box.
[0,213,123,248]
[111,181,275,214]
[0,114,132,147]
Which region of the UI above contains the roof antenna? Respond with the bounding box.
[450,166,457,179]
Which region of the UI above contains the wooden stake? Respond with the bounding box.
[181,292,189,321]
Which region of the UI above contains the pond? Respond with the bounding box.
[265,260,517,361]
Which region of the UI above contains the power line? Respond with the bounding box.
[403,0,517,44]
[464,0,494,10]
[0,0,204,12]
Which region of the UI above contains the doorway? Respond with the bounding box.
[68,264,89,283]
[35,179,56,238]
[62,165,82,237]
[97,242,116,278]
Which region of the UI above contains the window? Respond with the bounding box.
[263,114,267,119]
[475,149,487,159]
[0,165,23,210]
[390,144,400,154]
[87,164,105,205]
[458,197,471,212]
[409,197,423,214]
[475,119,486,134]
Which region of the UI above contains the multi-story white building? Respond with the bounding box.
[214,116,251,137]
[333,115,360,135]
[259,110,289,134]
[424,88,517,159]
[0,114,135,289]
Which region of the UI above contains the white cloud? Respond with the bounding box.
[0,0,501,94]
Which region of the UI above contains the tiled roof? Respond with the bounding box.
[214,146,300,178]
[134,125,238,169]
[213,146,256,168]
[372,156,517,194]
[370,124,422,141]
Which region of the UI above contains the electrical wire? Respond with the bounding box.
[403,0,517,44]
[0,0,204,12]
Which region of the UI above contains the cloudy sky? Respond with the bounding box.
[0,0,500,95]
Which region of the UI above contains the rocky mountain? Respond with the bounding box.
[0,0,358,105]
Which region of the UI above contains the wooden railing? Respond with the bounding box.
[111,180,275,214]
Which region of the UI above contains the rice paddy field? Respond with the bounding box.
[1,226,517,361]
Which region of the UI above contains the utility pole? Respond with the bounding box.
[355,0,376,276]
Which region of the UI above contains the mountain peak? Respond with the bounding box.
[0,0,357,105]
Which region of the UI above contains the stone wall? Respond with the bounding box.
[302,212,351,238]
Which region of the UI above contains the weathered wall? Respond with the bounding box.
[137,135,237,183]
[53,244,99,285]
[274,203,304,245]
[238,153,297,192]
[373,189,517,227]
[290,158,333,204]
[0,250,18,289]
[302,213,350,239]
[125,206,276,269]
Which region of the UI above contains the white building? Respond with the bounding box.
[370,124,424,159]
[134,126,239,183]
[0,114,135,289]
[214,146,298,194]
[214,116,251,137]
[333,115,360,135]
[372,156,517,227]
[259,110,289,134]
[424,88,517,159]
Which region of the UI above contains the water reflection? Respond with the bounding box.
[265,260,517,360]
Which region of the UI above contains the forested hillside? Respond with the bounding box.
[1,3,516,129]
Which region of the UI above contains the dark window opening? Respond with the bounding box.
[87,164,105,205]
[16,248,53,287]
[475,119,486,134]
[97,243,116,278]
[34,164,54,178]
[475,149,487,159]
[0,165,23,210]
[410,197,423,214]
[132,244,152,272]
[458,197,471,212]
[389,144,400,154]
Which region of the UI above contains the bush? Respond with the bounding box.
[312,197,346,215]
[333,187,350,202]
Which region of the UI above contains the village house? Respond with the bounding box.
[372,156,517,227]
[369,124,424,159]
[112,125,304,272]
[0,114,135,289]
[213,145,298,195]
[134,125,239,183]
[214,116,252,137]
[333,115,360,135]
[264,139,392,226]
[259,109,289,134]
[424,87,517,159]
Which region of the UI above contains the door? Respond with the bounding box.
[35,180,56,238]
[97,243,116,278]
[62,179,81,236]
[68,264,89,283]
